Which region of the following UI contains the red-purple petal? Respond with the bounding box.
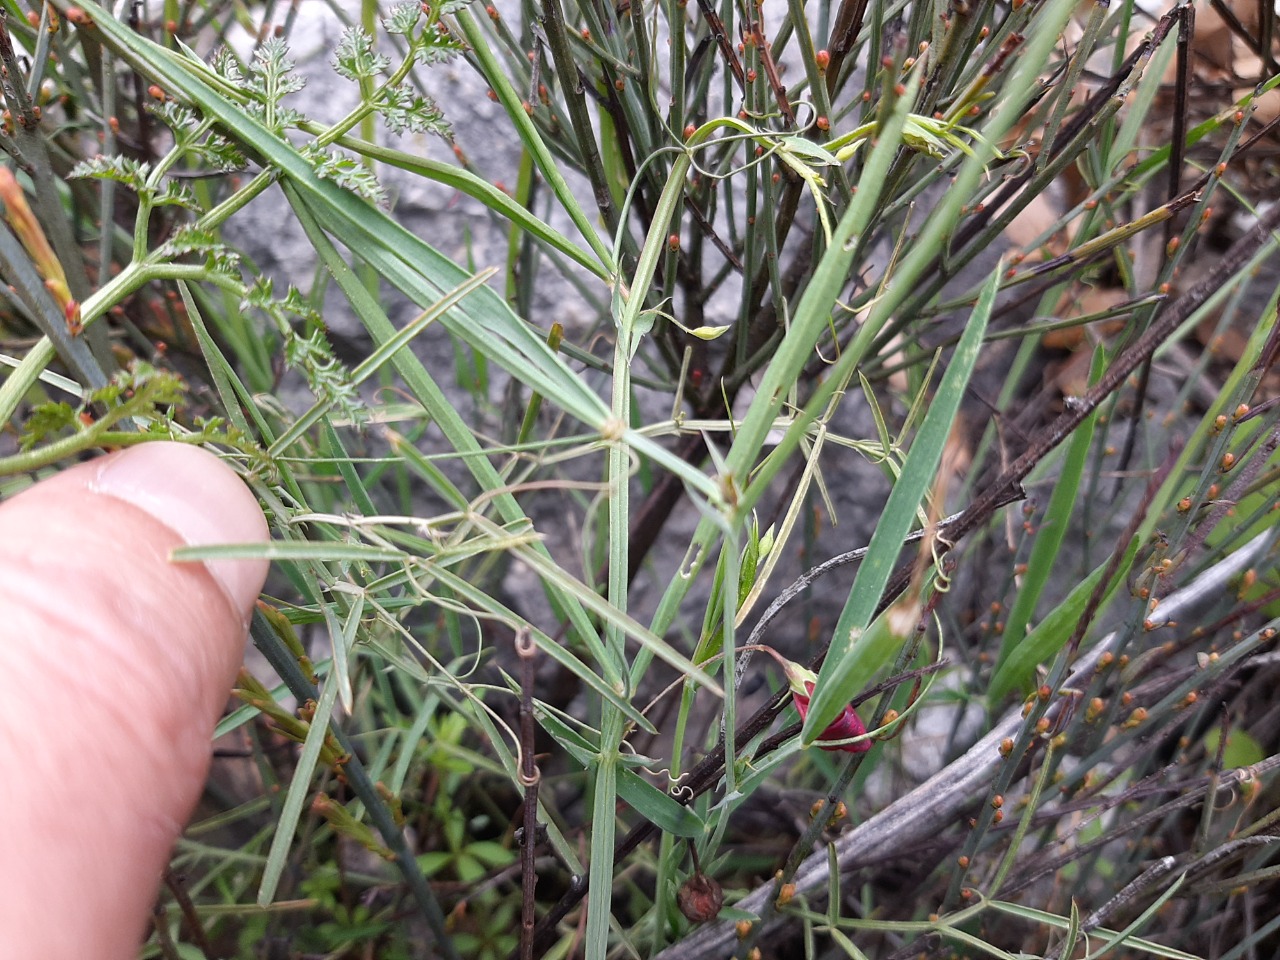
[793,682,872,753]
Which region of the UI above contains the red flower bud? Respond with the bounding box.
[792,681,871,753]
[745,646,874,753]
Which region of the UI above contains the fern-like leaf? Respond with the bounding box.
[70,154,150,189]
[159,225,242,276]
[384,1,423,35]
[190,131,247,172]
[284,324,366,425]
[19,402,76,450]
[301,143,385,205]
[380,84,449,137]
[153,180,202,210]
[335,27,391,82]
[150,100,201,137]
[416,26,467,64]
[209,47,247,87]
[245,38,306,134]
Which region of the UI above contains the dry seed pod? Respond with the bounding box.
[677,873,724,923]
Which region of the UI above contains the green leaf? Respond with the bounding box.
[995,345,1103,673]
[466,841,516,868]
[189,130,247,171]
[209,46,247,87]
[307,131,606,280]
[987,535,1140,703]
[18,401,76,449]
[69,154,149,188]
[537,712,705,838]
[244,37,306,133]
[1203,727,1265,768]
[380,83,448,137]
[300,143,386,205]
[416,852,454,877]
[802,264,999,742]
[159,224,236,263]
[452,7,614,271]
[258,672,340,905]
[333,26,391,82]
[384,1,424,34]
[149,99,199,134]
[152,180,201,210]
[176,541,407,563]
[279,323,365,424]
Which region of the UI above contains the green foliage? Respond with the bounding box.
[378,82,448,137]
[3,363,249,477]
[69,153,149,188]
[300,142,387,204]
[8,0,1280,957]
[242,37,307,134]
[334,27,392,83]
[17,364,184,451]
[70,156,199,208]
[384,1,425,36]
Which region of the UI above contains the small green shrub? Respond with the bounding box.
[2,0,1279,956]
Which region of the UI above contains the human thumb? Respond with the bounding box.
[0,441,269,959]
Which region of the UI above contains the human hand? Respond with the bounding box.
[0,442,269,959]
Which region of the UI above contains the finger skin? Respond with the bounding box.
[0,443,268,959]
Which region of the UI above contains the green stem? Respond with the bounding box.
[0,338,56,426]
[453,7,615,272]
[535,0,619,238]
[0,428,178,477]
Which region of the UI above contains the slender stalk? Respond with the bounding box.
[537,0,620,238]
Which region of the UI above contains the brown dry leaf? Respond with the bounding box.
[1047,342,1097,399]
[1003,191,1070,258]
[1194,0,1269,74]
[1043,285,1131,350]
[1195,315,1253,365]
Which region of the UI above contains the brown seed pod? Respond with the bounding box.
[677,873,724,924]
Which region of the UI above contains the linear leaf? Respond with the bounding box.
[257,672,339,905]
[988,536,1139,703]
[803,265,998,741]
[538,712,705,838]
[995,346,1103,673]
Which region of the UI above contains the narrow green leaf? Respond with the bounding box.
[175,541,405,563]
[312,132,610,280]
[803,265,998,742]
[177,282,255,438]
[1062,899,1082,960]
[258,671,339,905]
[987,535,1140,702]
[995,345,1103,672]
[984,899,1203,959]
[538,712,704,838]
[323,593,361,714]
[451,7,615,272]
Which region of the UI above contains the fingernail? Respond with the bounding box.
[92,442,269,615]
